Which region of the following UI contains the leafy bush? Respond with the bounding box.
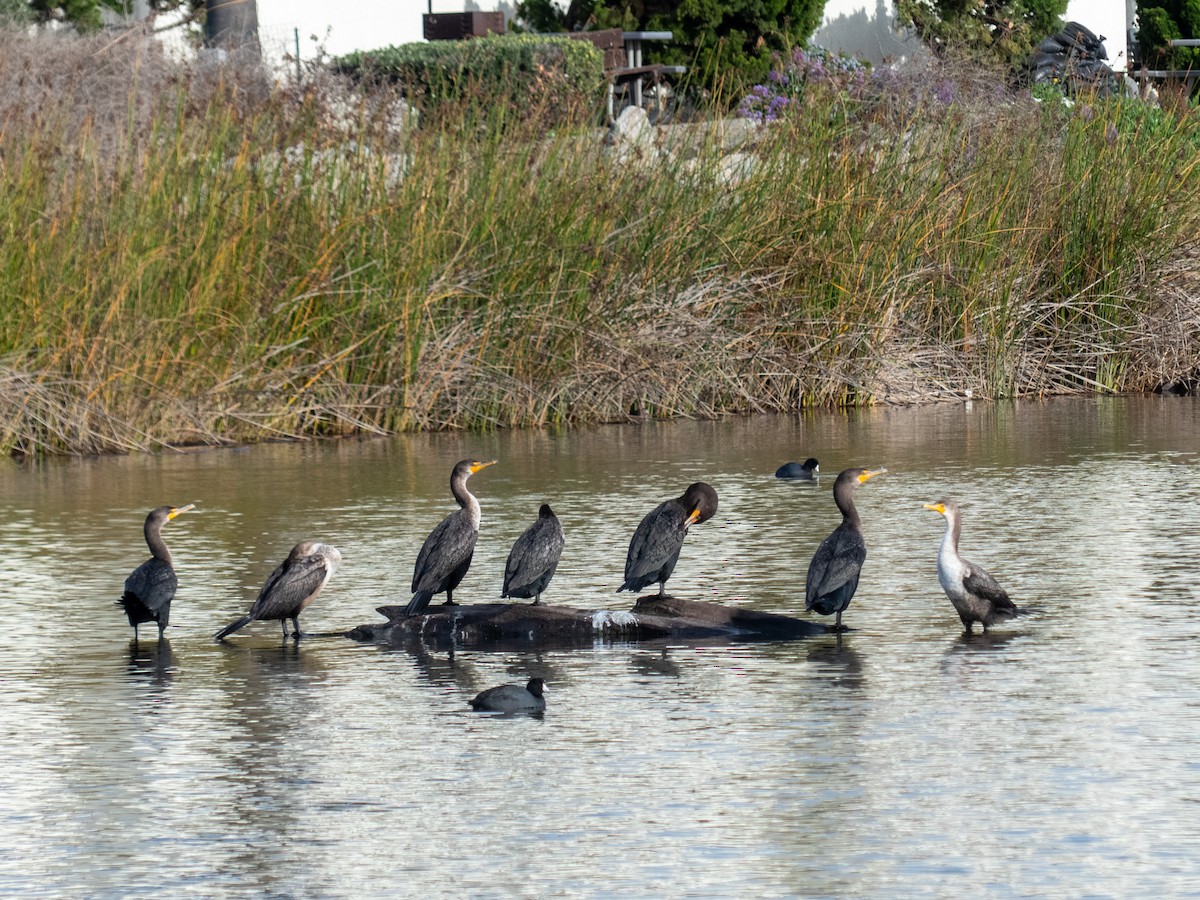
[337,34,605,121]
[897,0,1068,66]
[1135,2,1200,73]
[515,0,826,99]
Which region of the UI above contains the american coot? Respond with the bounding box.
[119,504,195,640]
[924,498,1030,634]
[502,504,565,606]
[405,459,497,617]
[468,677,548,712]
[805,468,886,630]
[617,482,719,596]
[775,457,820,480]
[215,540,342,641]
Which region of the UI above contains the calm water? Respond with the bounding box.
[1,396,1199,897]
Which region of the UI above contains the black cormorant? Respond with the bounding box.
[502,504,565,606]
[776,457,820,480]
[618,481,718,596]
[214,540,342,641]
[405,459,497,617]
[468,677,547,712]
[119,504,194,640]
[805,467,886,630]
[924,498,1028,634]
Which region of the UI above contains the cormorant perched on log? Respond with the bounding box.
[924,498,1031,634]
[405,459,497,617]
[214,540,342,641]
[776,457,820,480]
[805,468,886,630]
[468,678,547,712]
[502,504,565,606]
[119,504,194,640]
[618,482,718,596]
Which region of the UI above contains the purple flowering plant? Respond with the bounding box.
[738,46,869,123]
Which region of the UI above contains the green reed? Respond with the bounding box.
[1,41,1198,455]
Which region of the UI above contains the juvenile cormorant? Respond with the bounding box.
[776,457,820,480]
[924,498,1028,634]
[119,504,195,640]
[468,677,547,712]
[214,540,342,641]
[405,459,497,617]
[805,468,886,630]
[618,482,718,596]
[502,504,565,606]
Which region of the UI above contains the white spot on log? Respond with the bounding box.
[591,610,639,632]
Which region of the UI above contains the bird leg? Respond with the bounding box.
[657,581,666,597]
[280,619,290,640]
[442,588,458,607]
[291,617,306,640]
[532,596,542,606]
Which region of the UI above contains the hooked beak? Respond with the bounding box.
[858,468,886,483]
[685,507,702,526]
[470,460,497,474]
[168,504,196,520]
[923,502,946,515]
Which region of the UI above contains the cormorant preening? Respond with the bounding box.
[776,457,820,480]
[119,504,195,640]
[468,677,547,712]
[214,540,342,641]
[618,482,719,596]
[502,504,564,606]
[924,498,1028,634]
[405,459,497,617]
[805,468,886,630]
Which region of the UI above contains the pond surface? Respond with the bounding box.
[1,396,1199,897]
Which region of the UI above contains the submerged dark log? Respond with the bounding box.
[346,596,827,646]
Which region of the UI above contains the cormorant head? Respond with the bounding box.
[681,481,719,525]
[148,504,195,527]
[538,503,555,518]
[923,498,958,519]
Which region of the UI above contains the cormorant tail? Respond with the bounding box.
[405,591,434,617]
[214,615,254,642]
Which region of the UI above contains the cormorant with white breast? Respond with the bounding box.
[924,498,1030,634]
[405,459,497,617]
[618,482,719,596]
[502,504,564,606]
[805,468,886,630]
[214,540,342,641]
[119,504,195,640]
[776,457,820,480]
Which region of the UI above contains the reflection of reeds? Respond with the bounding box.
[1,30,1198,456]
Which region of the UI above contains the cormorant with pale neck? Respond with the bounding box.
[924,498,1028,634]
[405,459,497,617]
[805,468,886,630]
[214,540,342,641]
[776,457,820,480]
[119,504,195,640]
[502,504,564,606]
[618,482,719,596]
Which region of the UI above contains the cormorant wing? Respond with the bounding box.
[624,503,686,583]
[250,553,330,619]
[504,519,564,593]
[805,530,866,608]
[124,559,177,612]
[962,561,1015,609]
[413,510,477,594]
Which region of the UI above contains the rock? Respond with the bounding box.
[347,596,827,646]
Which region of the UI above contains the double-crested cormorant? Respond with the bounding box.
[924,498,1027,634]
[805,468,886,630]
[776,457,820,480]
[119,504,195,640]
[502,503,565,606]
[214,540,342,641]
[618,481,719,596]
[468,677,547,712]
[405,459,497,617]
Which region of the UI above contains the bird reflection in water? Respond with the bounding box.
[806,634,865,691]
[125,638,175,691]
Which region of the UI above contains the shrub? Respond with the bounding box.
[897,0,1069,67]
[336,34,605,123]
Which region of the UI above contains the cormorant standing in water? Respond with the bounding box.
[924,498,1029,634]
[468,678,548,712]
[120,504,195,640]
[502,504,565,606]
[776,457,820,480]
[805,468,886,630]
[214,540,342,641]
[405,459,497,617]
[618,482,719,596]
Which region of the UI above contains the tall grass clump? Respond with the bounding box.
[1,27,1198,456]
